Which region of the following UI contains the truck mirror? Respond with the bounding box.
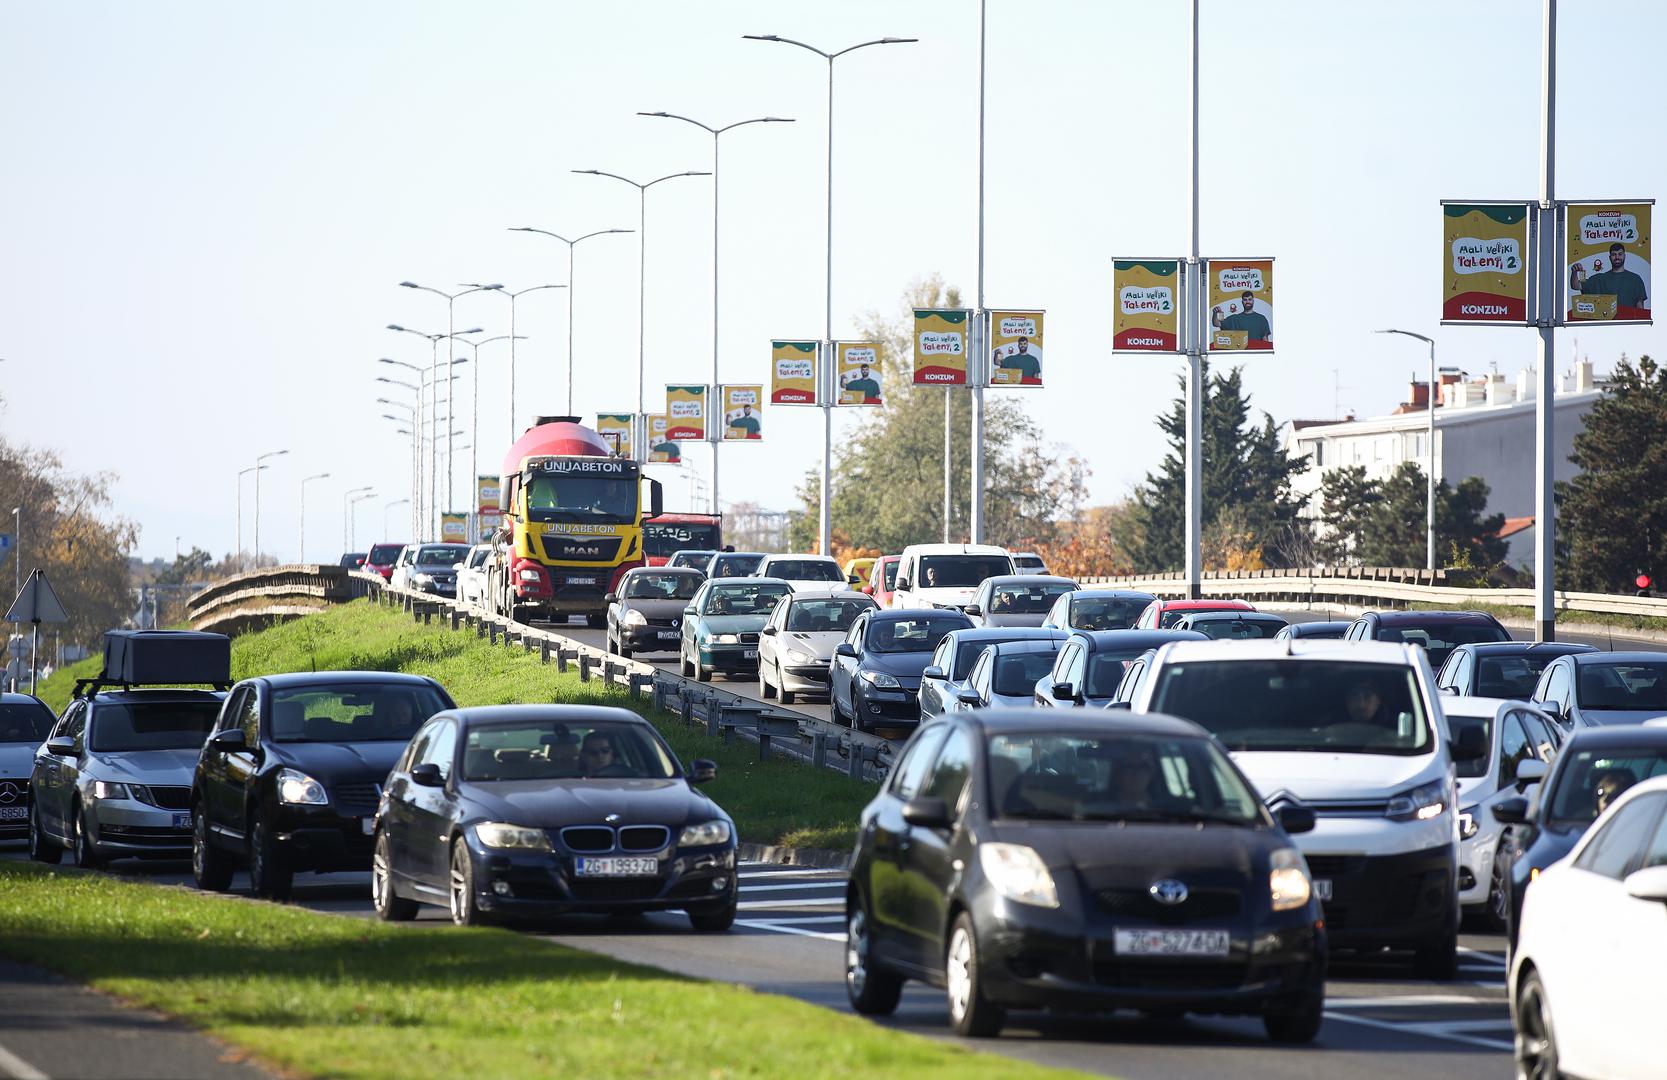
[649,479,664,519]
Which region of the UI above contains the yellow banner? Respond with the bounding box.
[1113,260,1181,351]
[770,340,819,405]
[595,413,633,458]
[721,385,763,441]
[440,512,469,544]
[988,310,1043,387]
[475,474,502,541]
[835,342,882,406]
[1207,259,1275,352]
[665,385,707,441]
[1567,201,1652,323]
[1442,203,1529,323]
[913,309,969,386]
[646,414,681,464]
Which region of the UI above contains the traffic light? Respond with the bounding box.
[1636,571,1652,597]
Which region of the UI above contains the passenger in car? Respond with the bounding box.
[1594,768,1638,816]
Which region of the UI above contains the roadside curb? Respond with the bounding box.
[736,841,852,870]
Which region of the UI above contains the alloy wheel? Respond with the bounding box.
[946,925,973,1023]
[846,908,870,998]
[1515,973,1558,1080]
[449,843,472,924]
[372,834,393,912]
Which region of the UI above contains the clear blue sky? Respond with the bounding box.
[1,0,1661,561]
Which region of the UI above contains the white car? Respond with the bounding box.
[1010,551,1049,574]
[1442,696,1562,925]
[757,591,876,704]
[1509,774,1667,1080]
[891,543,1013,612]
[754,554,850,595]
[454,544,493,607]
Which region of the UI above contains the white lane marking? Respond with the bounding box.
[740,882,847,893]
[738,914,847,926]
[1325,994,1492,1009]
[1417,1019,1518,1035]
[739,865,848,876]
[0,1039,50,1080]
[734,919,844,941]
[737,897,844,910]
[1322,1010,1514,1052]
[1457,948,1508,967]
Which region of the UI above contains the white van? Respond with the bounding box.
[891,544,1013,611]
[1132,638,1478,978]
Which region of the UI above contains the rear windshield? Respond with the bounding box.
[464,721,676,782]
[786,598,872,632]
[625,573,701,600]
[644,523,721,558]
[669,550,717,569]
[1157,605,1241,629]
[993,651,1061,696]
[270,683,448,743]
[0,702,55,743]
[867,616,968,655]
[89,701,220,752]
[1577,662,1667,712]
[1544,747,1667,825]
[1068,596,1148,631]
[710,554,765,578]
[990,583,1075,614]
[416,545,470,567]
[367,545,403,566]
[1377,621,1509,669]
[1474,654,1558,699]
[1086,651,1144,698]
[1445,712,1493,778]
[768,560,844,582]
[1151,659,1432,756]
[918,555,1012,589]
[1187,618,1284,641]
[704,583,791,615]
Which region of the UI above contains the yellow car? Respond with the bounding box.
[842,557,877,588]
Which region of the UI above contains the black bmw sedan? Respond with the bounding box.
[371,704,737,930]
[846,710,1326,1041]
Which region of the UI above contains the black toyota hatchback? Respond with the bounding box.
[846,710,1326,1041]
[191,671,453,899]
[370,705,736,930]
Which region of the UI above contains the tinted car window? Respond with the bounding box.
[1475,654,1556,698]
[711,554,766,578]
[1069,596,1148,631]
[921,728,976,809]
[703,582,791,615]
[881,561,899,590]
[1545,747,1667,825]
[989,584,1074,614]
[88,701,220,752]
[767,560,843,582]
[1447,711,1493,778]
[953,639,997,680]
[367,544,403,567]
[416,545,470,567]
[891,725,950,800]
[867,616,967,655]
[987,733,1262,824]
[1573,793,1665,880]
[1577,662,1667,711]
[917,555,1011,588]
[786,598,871,632]
[1085,651,1141,698]
[993,652,1061,696]
[463,720,676,781]
[1186,617,1284,640]
[1157,606,1238,629]
[625,573,700,600]
[268,683,447,743]
[0,702,54,742]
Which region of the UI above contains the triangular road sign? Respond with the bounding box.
[5,569,68,624]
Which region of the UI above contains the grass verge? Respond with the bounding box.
[1405,598,1667,635]
[0,862,1084,1080]
[34,601,869,850]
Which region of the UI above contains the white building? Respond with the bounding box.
[1286,360,1604,567]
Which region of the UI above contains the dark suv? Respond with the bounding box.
[1343,610,1510,671]
[191,671,453,899]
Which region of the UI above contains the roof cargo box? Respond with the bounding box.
[101,629,231,687]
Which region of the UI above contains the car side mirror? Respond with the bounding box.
[922,665,945,681]
[956,688,983,706]
[684,605,697,615]
[1541,701,1566,723]
[604,592,618,604]
[45,735,76,757]
[835,642,858,659]
[688,759,717,786]
[762,625,778,636]
[208,728,246,751]
[1492,796,1531,825]
[1051,682,1074,702]
[849,575,862,586]
[895,578,911,592]
[1451,725,1488,763]
[1624,865,1667,904]
[1513,758,1548,791]
[1440,685,1459,696]
[1104,700,1132,711]
[1276,805,1317,835]
[963,604,982,617]
[861,585,874,595]
[410,762,444,787]
[901,796,952,829]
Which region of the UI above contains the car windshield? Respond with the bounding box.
[367,545,403,566]
[768,560,844,582]
[525,473,638,522]
[1157,605,1241,629]
[704,583,791,616]
[1013,556,1046,572]
[918,555,1011,589]
[467,547,490,569]
[953,638,1014,679]
[1376,621,1510,669]
[988,732,1264,825]
[786,598,872,632]
[1473,653,1558,698]
[1544,747,1667,825]
[463,720,677,781]
[625,573,701,600]
[1069,596,1149,631]
[668,550,717,569]
[341,553,365,568]
[416,545,469,567]
[1577,662,1667,711]
[1085,651,1145,698]
[0,702,55,743]
[711,554,765,578]
[1151,659,1432,756]
[269,683,448,743]
[1445,712,1493,778]
[88,701,220,752]
[1186,617,1284,640]
[881,560,899,590]
[993,651,1061,696]
[989,583,1074,614]
[644,522,721,558]
[867,616,967,655]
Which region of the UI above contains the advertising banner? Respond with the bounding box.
[440,512,469,544]
[1206,259,1275,351]
[595,413,634,458]
[664,385,707,441]
[835,341,882,406]
[913,309,970,385]
[720,385,763,441]
[1567,201,1652,323]
[1441,202,1530,324]
[1113,259,1182,352]
[770,340,820,405]
[475,474,502,540]
[646,414,681,464]
[988,310,1044,387]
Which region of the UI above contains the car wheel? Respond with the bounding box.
[1412,926,1458,981]
[945,913,1004,1037]
[1263,991,1324,1043]
[778,665,796,706]
[248,814,294,901]
[696,660,712,683]
[618,639,633,659]
[72,803,105,870]
[449,837,488,926]
[1485,849,1510,933]
[372,830,419,922]
[1515,967,1559,1080]
[28,802,62,865]
[680,651,694,678]
[760,668,777,699]
[687,896,737,932]
[845,898,903,1015]
[191,803,234,892]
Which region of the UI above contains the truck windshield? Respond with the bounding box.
[919,555,1011,588]
[526,474,638,522]
[644,522,722,557]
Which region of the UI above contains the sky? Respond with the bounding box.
[1,0,1663,563]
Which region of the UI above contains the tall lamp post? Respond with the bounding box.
[299,472,330,563]
[638,111,793,514]
[743,32,917,553]
[378,397,419,536]
[451,333,527,517]
[394,281,497,514]
[378,356,467,537]
[1377,328,1439,571]
[347,490,378,552]
[234,465,267,571]
[570,169,710,449]
[466,283,563,437]
[252,449,288,569]
[384,498,410,538]
[342,486,373,554]
[508,228,632,416]
[387,325,481,534]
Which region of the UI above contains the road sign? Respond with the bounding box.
[0,534,12,562]
[5,569,67,625]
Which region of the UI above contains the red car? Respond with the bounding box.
[863,555,901,608]
[364,542,407,582]
[1133,597,1255,630]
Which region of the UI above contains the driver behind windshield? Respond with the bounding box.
[580,732,619,777]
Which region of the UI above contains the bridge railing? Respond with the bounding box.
[185,564,383,635]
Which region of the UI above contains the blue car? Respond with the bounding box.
[831,608,973,734]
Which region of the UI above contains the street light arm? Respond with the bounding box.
[508,284,565,297]
[743,34,832,58]
[398,282,449,299]
[574,228,633,244]
[833,36,919,57]
[1376,327,1436,346]
[639,110,717,134]
[644,170,711,188]
[573,168,644,190]
[378,357,422,372]
[718,116,795,133]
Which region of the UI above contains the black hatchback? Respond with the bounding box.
[845,710,1326,1041]
[191,671,453,899]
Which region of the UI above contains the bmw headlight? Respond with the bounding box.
[1458,807,1479,840]
[979,842,1059,908]
[1269,847,1313,912]
[713,634,739,645]
[678,820,732,847]
[276,768,329,806]
[473,822,552,851]
[785,649,814,664]
[1386,779,1450,822]
[623,609,647,627]
[859,669,901,688]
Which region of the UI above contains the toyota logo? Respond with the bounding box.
[1149,879,1189,906]
[0,782,20,805]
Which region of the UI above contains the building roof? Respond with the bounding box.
[1497,516,1535,539]
[1288,387,1603,441]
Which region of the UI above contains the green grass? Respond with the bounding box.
[37,602,870,850]
[0,862,1085,1080]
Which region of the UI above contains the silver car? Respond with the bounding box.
[0,694,56,842]
[28,689,223,867]
[758,591,877,703]
[964,575,1078,628]
[950,638,1066,712]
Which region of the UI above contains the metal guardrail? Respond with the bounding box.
[185,564,384,635]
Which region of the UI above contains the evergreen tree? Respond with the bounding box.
[1559,354,1667,591]
[1353,462,1506,568]
[1317,465,1380,563]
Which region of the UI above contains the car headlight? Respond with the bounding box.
[276,768,329,806]
[412,572,434,586]
[979,843,1059,908]
[860,669,901,688]
[1386,779,1450,822]
[713,634,739,644]
[92,780,137,801]
[622,609,647,627]
[1458,807,1479,840]
[785,649,814,664]
[1269,847,1313,912]
[473,822,552,851]
[678,820,732,847]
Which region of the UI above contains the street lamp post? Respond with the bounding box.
[638,111,793,514]
[508,228,633,416]
[467,283,563,439]
[388,325,481,535]
[342,486,373,554]
[384,498,410,539]
[252,449,288,569]
[348,490,378,552]
[379,356,467,536]
[299,472,330,564]
[744,32,917,553]
[396,282,497,516]
[1377,329,1440,571]
[234,466,266,571]
[571,170,710,451]
[451,333,527,526]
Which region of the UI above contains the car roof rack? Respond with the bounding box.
[72,677,232,700]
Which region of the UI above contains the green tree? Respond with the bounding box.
[1352,462,1506,569]
[1559,354,1667,591]
[1317,465,1381,563]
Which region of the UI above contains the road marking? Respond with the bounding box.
[736,897,844,910]
[0,1039,49,1080]
[1322,1009,1514,1052]
[737,914,846,926]
[738,866,847,877]
[1325,994,1490,1009]
[1458,947,1508,967]
[734,919,844,941]
[740,881,846,893]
